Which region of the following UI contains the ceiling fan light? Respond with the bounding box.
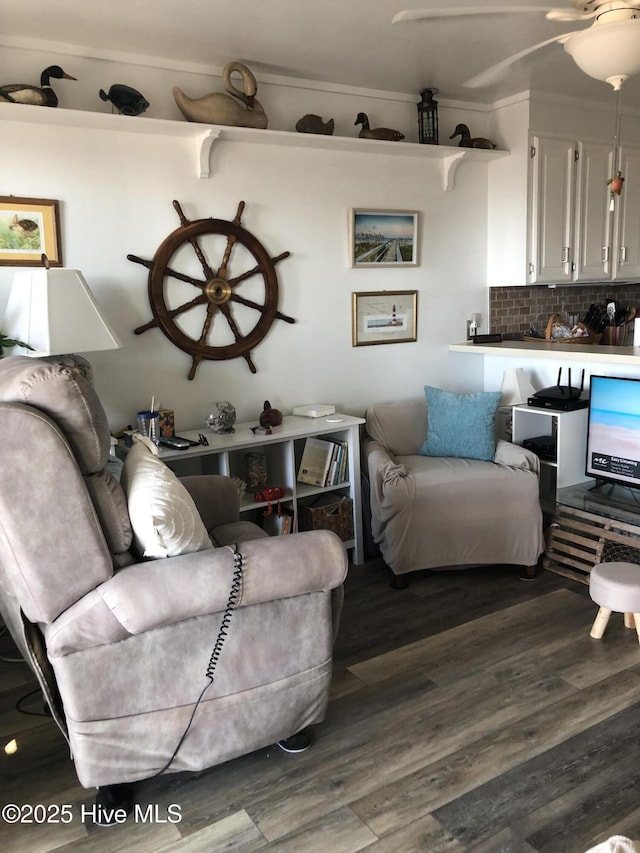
[564,18,640,85]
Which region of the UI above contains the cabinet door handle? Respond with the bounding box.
[619,245,627,264]
[601,246,610,264]
[562,247,570,265]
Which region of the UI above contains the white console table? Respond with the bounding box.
[148,413,366,565]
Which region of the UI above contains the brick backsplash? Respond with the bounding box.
[490,283,640,340]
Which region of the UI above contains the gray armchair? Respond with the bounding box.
[364,397,545,584]
[0,357,346,804]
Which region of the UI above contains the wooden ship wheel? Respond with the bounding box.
[128,200,294,379]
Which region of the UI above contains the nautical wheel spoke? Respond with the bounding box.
[198,303,218,346]
[135,293,208,335]
[217,233,236,280]
[228,251,291,289]
[173,200,216,280]
[220,303,256,373]
[230,292,295,324]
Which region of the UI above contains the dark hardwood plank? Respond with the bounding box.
[1,564,639,852]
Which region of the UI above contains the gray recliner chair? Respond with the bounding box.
[0,357,347,805]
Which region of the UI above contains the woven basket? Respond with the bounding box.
[299,495,354,541]
[523,313,601,345]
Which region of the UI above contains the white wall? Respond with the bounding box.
[0,46,490,431]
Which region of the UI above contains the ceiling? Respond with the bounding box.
[2,0,640,108]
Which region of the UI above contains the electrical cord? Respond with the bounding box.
[16,687,50,717]
[149,543,244,779]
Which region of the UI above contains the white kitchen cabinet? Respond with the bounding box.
[528,134,640,285]
[511,404,589,511]
[528,135,577,284]
[573,140,613,282]
[612,146,640,280]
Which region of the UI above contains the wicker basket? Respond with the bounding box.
[299,495,354,541]
[523,313,601,345]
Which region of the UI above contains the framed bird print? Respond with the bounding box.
[0,196,62,266]
[352,290,417,346]
[349,208,418,267]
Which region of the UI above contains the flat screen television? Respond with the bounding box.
[585,375,640,506]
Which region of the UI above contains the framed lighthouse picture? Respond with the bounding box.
[352,290,417,346]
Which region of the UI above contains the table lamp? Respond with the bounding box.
[500,367,536,406]
[3,266,121,383]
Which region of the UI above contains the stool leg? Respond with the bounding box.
[625,613,636,629]
[590,607,612,639]
[633,614,640,646]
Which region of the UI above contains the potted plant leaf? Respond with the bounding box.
[0,333,34,355]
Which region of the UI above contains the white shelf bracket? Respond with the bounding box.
[442,150,467,191]
[197,129,222,179]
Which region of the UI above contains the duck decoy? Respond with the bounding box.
[99,84,149,116]
[0,65,77,108]
[173,61,268,128]
[295,113,334,135]
[449,123,496,149]
[355,112,404,141]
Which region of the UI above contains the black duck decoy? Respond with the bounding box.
[295,113,334,135]
[355,112,404,142]
[99,84,149,116]
[449,123,496,149]
[0,65,77,108]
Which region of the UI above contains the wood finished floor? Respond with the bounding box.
[2,560,640,852]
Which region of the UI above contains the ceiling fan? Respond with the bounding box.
[393,1,640,90]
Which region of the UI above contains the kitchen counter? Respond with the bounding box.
[449,340,640,364]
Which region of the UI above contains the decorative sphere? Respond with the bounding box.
[205,400,236,433]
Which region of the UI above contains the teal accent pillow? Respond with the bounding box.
[418,385,502,461]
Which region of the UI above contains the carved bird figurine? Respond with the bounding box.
[99,84,149,116]
[355,112,404,141]
[449,123,496,149]
[295,113,334,135]
[173,61,268,128]
[0,65,77,107]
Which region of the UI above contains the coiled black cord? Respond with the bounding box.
[150,543,244,778]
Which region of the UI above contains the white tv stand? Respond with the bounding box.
[511,404,589,512]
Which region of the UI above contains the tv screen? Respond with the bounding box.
[586,375,640,489]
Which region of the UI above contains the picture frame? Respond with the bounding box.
[349,208,418,267]
[0,196,62,267]
[352,290,418,347]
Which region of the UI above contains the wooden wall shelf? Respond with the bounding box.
[1,102,509,185]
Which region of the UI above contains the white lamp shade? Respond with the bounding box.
[564,18,640,89]
[501,368,536,406]
[4,268,121,356]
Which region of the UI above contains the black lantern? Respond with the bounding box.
[417,88,439,145]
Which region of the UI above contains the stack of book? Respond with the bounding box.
[297,437,348,487]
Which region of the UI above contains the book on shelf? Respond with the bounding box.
[297,437,334,486]
[297,436,349,487]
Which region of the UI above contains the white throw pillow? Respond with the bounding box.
[122,437,213,558]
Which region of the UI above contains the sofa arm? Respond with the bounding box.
[180,474,241,530]
[494,439,540,474]
[365,440,414,506]
[45,531,347,656]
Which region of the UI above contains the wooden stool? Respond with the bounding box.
[589,562,640,643]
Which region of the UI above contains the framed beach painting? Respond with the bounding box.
[0,197,62,266]
[352,290,418,346]
[349,208,418,267]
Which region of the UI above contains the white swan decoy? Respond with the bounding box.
[173,62,268,128]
